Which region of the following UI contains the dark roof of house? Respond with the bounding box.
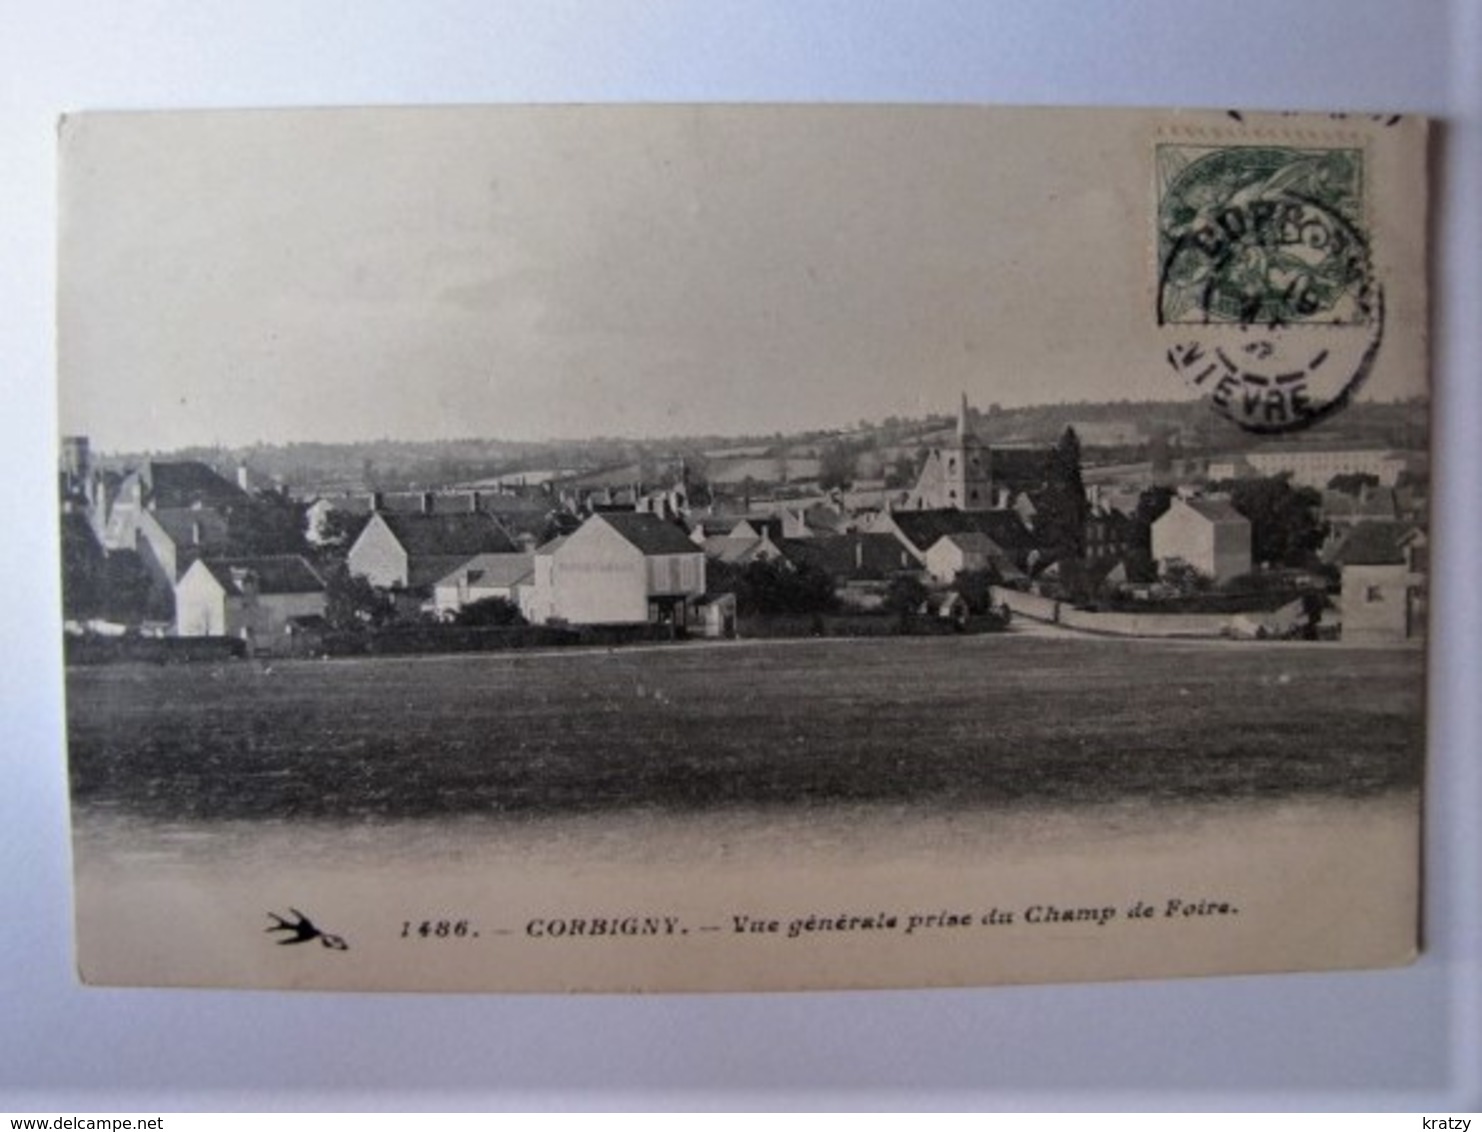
[488,508,569,543]
[780,534,915,581]
[377,512,518,558]
[932,530,1006,556]
[689,516,740,537]
[142,461,247,508]
[316,490,547,517]
[1327,521,1419,567]
[406,556,486,590]
[198,555,325,595]
[147,506,232,549]
[435,553,535,590]
[888,509,1035,555]
[596,511,703,556]
[1176,497,1247,524]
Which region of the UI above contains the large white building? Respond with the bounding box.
[1150,497,1251,583]
[524,512,706,627]
[1208,448,1408,489]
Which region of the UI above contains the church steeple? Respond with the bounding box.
[905,394,993,512]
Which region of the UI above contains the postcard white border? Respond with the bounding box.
[3,0,1479,1111]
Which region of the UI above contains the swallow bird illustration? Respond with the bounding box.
[266,908,349,950]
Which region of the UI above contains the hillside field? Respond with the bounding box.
[64,635,1424,824]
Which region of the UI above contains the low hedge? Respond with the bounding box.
[64,634,247,665]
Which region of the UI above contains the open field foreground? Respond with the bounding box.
[66,634,1424,824]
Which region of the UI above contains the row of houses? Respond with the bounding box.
[155,502,1428,653]
[62,405,1428,651]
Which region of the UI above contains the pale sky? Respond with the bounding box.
[57,106,1428,452]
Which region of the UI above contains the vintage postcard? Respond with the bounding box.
[57,105,1429,992]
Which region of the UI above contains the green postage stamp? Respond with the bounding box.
[1157,139,1387,434]
[1156,143,1371,327]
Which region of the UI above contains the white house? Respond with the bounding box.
[1329,521,1427,642]
[1150,497,1251,583]
[174,555,326,653]
[432,553,535,618]
[923,531,1023,584]
[347,511,517,590]
[524,512,705,626]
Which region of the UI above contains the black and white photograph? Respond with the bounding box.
[56,104,1430,993]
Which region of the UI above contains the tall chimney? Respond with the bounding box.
[421,491,435,515]
[369,491,384,512]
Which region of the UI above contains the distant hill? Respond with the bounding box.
[97,396,1428,494]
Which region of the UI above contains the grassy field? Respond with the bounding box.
[64,635,1424,823]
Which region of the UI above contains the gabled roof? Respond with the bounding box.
[931,530,1007,556]
[730,516,784,541]
[376,511,518,557]
[406,556,492,590]
[887,509,1034,555]
[703,536,767,565]
[780,534,914,581]
[197,555,325,595]
[1327,521,1420,567]
[488,509,556,543]
[594,511,703,556]
[1174,497,1247,524]
[434,553,534,591]
[689,516,740,537]
[141,461,246,508]
[146,506,232,549]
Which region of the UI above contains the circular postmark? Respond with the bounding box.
[1156,144,1383,435]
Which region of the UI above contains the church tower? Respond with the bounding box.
[905,393,993,511]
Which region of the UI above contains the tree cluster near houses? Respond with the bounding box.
[59,398,1429,654]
